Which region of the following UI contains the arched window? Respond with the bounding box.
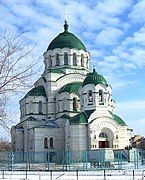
[73,98,77,111]
[99,132,108,138]
[88,90,93,102]
[56,53,60,66]
[44,137,48,149]
[73,53,77,65]
[99,90,103,102]
[64,53,68,65]
[38,101,43,114]
[29,101,33,114]
[50,137,54,149]
[49,55,52,67]
[81,54,84,66]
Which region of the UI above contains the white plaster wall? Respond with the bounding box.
[34,127,64,152]
[70,125,88,151]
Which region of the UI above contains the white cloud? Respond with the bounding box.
[95,27,123,46]
[96,0,132,16]
[129,0,145,23]
[115,100,145,136]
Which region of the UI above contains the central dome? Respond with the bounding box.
[47,21,87,51]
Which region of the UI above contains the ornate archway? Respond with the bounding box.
[90,118,117,149]
[98,128,114,148]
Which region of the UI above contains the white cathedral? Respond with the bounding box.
[11,21,132,155]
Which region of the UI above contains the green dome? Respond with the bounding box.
[59,82,82,94]
[25,86,46,98]
[82,68,107,87]
[47,21,87,51]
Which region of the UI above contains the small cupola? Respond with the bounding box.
[82,68,108,87]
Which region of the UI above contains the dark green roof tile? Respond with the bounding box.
[25,86,46,98]
[83,68,107,87]
[59,114,70,119]
[113,114,126,126]
[109,111,126,126]
[85,109,95,118]
[59,82,82,94]
[70,112,88,124]
[48,69,65,74]
[47,21,87,51]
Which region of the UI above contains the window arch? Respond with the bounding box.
[44,137,48,149]
[81,54,84,66]
[56,53,60,66]
[88,90,93,102]
[73,53,77,65]
[99,90,104,102]
[99,132,108,138]
[38,101,43,114]
[73,97,77,111]
[50,137,54,149]
[64,53,68,65]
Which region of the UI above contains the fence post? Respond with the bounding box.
[133,169,134,179]
[50,170,52,180]
[26,168,28,179]
[2,170,4,179]
[103,169,106,180]
[76,170,78,180]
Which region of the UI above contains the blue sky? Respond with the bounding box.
[1,0,145,138]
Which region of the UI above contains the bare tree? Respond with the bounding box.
[0,31,39,130]
[0,137,11,151]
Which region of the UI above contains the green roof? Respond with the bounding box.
[85,109,95,118]
[109,111,126,126]
[82,68,107,87]
[59,82,82,94]
[59,114,70,119]
[70,112,88,124]
[113,114,126,126]
[47,21,87,51]
[25,86,46,98]
[47,69,65,74]
[69,110,94,125]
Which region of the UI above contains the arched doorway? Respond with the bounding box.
[99,132,109,148]
[98,128,114,148]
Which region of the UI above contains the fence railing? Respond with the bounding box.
[0,170,145,180]
[0,149,145,171]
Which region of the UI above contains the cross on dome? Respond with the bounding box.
[64,9,68,21]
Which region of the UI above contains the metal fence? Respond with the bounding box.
[0,170,145,180]
[0,149,145,171]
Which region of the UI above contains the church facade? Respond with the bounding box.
[11,21,132,155]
